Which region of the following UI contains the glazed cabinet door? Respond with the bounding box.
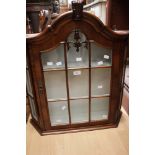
[40,29,113,128]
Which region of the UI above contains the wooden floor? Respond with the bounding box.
[26,109,128,155]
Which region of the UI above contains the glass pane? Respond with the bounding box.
[41,44,65,69]
[91,42,112,67]
[91,98,109,121]
[26,70,33,96]
[44,71,67,100]
[70,99,89,123]
[67,30,89,68]
[29,97,38,121]
[48,101,69,126]
[91,68,111,96]
[68,69,89,98]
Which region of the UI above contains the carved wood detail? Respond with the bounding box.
[72,2,83,20]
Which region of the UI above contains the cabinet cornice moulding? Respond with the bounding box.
[27,11,128,50]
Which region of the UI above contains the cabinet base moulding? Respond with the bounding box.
[30,111,122,135]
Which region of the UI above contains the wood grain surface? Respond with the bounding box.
[26,108,128,155]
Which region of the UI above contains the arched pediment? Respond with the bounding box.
[27,10,128,51]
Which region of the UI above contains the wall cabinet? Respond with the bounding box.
[27,5,128,135]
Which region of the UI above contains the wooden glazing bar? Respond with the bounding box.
[91,66,112,69]
[48,98,68,102]
[43,66,112,72]
[88,41,91,122]
[64,43,72,125]
[70,96,89,100]
[47,95,110,102]
[48,97,89,102]
[68,67,89,70]
[68,66,112,70]
[43,68,65,72]
[91,95,110,99]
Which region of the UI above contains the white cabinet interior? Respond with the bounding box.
[91,68,111,96]
[41,44,65,70]
[68,69,89,98]
[91,42,112,67]
[91,97,109,121]
[70,99,89,123]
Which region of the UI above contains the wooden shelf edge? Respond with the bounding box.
[48,95,110,102]
[43,65,112,72]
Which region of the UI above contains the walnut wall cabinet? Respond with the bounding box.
[26,7,128,135]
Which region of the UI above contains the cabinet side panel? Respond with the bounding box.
[27,44,51,130]
[108,41,124,123]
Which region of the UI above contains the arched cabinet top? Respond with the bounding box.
[27,11,128,51]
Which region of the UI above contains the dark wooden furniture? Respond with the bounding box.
[26,3,128,135]
[106,0,129,30]
[26,95,31,123]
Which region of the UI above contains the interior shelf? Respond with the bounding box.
[43,67,65,72]
[47,95,110,102]
[43,65,112,72]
